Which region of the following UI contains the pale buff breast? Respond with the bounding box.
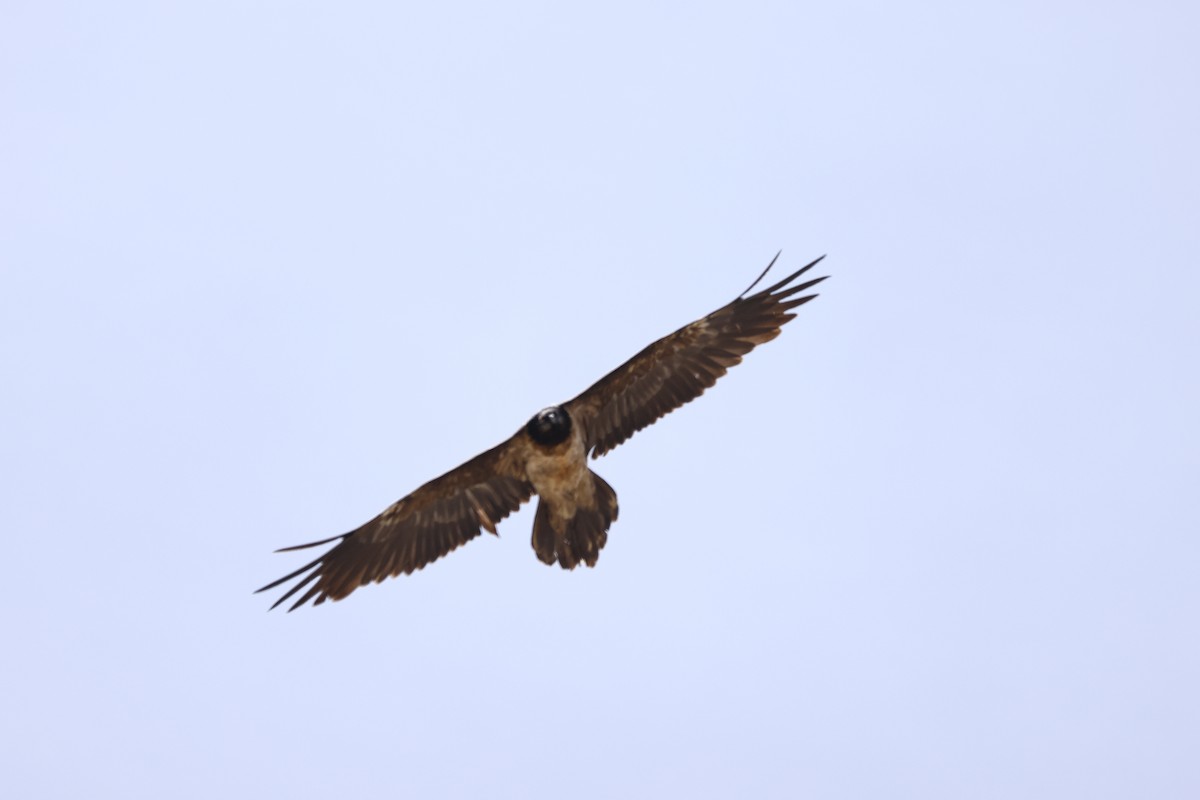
[524,423,595,512]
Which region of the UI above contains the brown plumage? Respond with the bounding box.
[257,253,827,610]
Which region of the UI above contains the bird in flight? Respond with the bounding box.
[258,253,827,610]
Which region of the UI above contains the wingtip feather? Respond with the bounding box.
[759,256,828,297]
[736,251,784,300]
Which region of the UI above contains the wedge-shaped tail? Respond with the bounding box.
[532,471,619,569]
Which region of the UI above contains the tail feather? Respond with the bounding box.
[532,501,558,566]
[532,471,619,569]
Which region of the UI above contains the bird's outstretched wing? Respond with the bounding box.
[257,435,533,611]
[565,254,827,458]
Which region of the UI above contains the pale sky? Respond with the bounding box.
[3,2,1198,798]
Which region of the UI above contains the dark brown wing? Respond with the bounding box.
[565,254,827,458]
[257,434,533,611]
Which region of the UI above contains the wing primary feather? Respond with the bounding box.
[757,255,827,297]
[288,582,326,612]
[735,250,783,300]
[256,553,327,594]
[769,274,829,302]
[777,294,821,313]
[267,568,322,611]
[274,533,346,553]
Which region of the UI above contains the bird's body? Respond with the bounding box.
[258,254,827,610]
[524,414,595,527]
[524,408,588,498]
[523,407,618,570]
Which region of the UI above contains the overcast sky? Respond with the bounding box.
[3,2,1198,798]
